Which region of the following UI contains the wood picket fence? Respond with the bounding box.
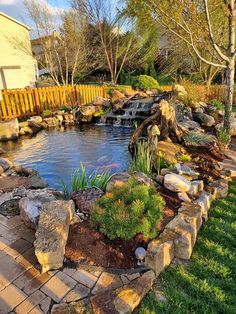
[0,84,107,120]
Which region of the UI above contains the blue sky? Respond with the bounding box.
[0,0,69,24]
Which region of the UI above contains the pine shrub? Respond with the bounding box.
[91,178,165,240]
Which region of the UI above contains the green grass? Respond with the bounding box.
[138,181,236,314]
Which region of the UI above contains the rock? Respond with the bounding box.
[71,187,104,214]
[0,176,29,192]
[164,174,191,192]
[51,299,92,314]
[176,163,199,180]
[207,179,228,199]
[188,180,204,196]
[157,141,186,165]
[193,112,215,127]
[28,116,43,124]
[93,96,110,107]
[178,120,202,132]
[151,102,160,114]
[19,126,34,135]
[178,203,203,232]
[194,191,213,221]
[19,189,56,229]
[106,172,156,192]
[172,84,187,98]
[28,121,44,134]
[0,157,13,171]
[28,174,48,189]
[91,271,155,314]
[0,118,19,141]
[145,238,174,275]
[0,166,4,175]
[43,117,58,127]
[174,102,193,122]
[178,192,191,202]
[34,200,75,273]
[19,121,29,128]
[154,175,164,185]
[112,90,125,102]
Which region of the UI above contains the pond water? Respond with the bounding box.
[0,125,133,190]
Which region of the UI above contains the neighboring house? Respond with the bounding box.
[0,12,37,90]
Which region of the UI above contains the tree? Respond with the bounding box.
[73,0,139,84]
[24,0,91,85]
[125,0,235,133]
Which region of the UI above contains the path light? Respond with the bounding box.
[135,247,146,266]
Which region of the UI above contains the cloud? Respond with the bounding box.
[0,0,65,24]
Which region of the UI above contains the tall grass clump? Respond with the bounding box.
[61,163,111,194]
[129,141,152,176]
[217,127,231,148]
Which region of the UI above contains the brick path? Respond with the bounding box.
[0,214,142,314]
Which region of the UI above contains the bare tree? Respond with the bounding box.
[125,0,235,133]
[73,0,138,84]
[24,0,91,85]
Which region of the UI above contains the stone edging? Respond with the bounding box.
[50,173,231,314]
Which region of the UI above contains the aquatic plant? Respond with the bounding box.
[216,127,231,148]
[61,163,111,194]
[129,141,152,176]
[91,177,164,240]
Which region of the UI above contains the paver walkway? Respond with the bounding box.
[0,214,142,314]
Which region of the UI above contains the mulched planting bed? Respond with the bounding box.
[0,199,20,216]
[65,187,181,269]
[65,221,148,269]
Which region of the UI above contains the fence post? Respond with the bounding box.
[33,88,40,114]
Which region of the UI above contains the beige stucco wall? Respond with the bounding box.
[0,13,37,90]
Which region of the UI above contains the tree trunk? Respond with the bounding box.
[224,59,235,131]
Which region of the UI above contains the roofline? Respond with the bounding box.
[0,11,31,31]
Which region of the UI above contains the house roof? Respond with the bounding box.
[0,11,31,31]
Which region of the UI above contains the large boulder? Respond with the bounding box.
[0,118,19,141]
[106,172,155,192]
[71,187,104,214]
[164,174,191,192]
[34,200,75,273]
[19,189,56,229]
[27,174,48,189]
[193,112,215,127]
[157,141,186,165]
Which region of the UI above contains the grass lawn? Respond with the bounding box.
[137,181,236,314]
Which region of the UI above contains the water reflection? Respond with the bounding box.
[0,125,133,189]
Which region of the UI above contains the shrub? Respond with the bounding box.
[129,141,152,176]
[60,104,72,112]
[217,127,231,148]
[177,153,192,162]
[61,163,111,193]
[132,75,160,92]
[91,178,164,240]
[211,99,225,111]
[42,109,52,118]
[183,131,215,147]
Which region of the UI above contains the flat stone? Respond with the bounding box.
[91,270,155,314]
[0,250,26,287]
[27,175,48,189]
[51,299,93,314]
[73,269,98,289]
[4,238,32,258]
[178,203,202,231]
[63,283,90,302]
[207,179,228,199]
[92,272,123,295]
[40,271,77,302]
[14,267,41,290]
[15,290,46,314]
[0,176,29,192]
[0,236,11,250]
[218,159,236,177]
[188,180,204,196]
[16,247,38,269]
[0,284,27,312]
[0,215,23,229]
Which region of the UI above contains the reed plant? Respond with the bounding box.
[129,141,152,176]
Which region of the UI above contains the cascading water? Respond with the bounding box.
[97,98,154,127]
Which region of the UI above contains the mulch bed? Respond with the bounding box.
[65,221,148,269]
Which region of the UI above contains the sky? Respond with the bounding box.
[0,0,69,25]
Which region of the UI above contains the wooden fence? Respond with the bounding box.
[0,84,107,120]
[161,84,236,103]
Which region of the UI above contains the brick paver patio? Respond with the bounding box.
[0,213,142,314]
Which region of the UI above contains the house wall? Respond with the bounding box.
[0,13,37,90]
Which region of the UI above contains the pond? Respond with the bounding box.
[0,125,133,190]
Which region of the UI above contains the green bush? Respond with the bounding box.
[42,109,52,118]
[60,104,72,112]
[91,178,164,240]
[131,75,160,92]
